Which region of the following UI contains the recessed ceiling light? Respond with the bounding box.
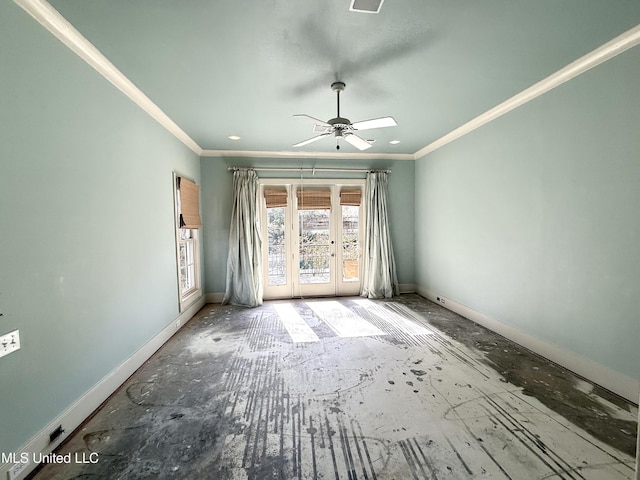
[389,140,400,145]
[228,135,241,141]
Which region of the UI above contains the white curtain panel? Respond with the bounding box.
[361,171,399,298]
[222,169,263,307]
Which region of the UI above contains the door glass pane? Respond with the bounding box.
[267,207,286,286]
[299,209,330,284]
[342,205,359,281]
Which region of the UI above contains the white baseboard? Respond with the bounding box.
[205,292,224,304]
[1,296,206,480]
[636,414,640,480]
[398,283,416,294]
[416,286,639,403]
[205,288,415,303]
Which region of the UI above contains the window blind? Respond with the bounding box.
[297,188,331,210]
[339,188,362,206]
[264,188,287,208]
[178,177,202,229]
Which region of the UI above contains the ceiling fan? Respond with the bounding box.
[293,82,397,151]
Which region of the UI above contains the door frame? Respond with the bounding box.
[259,178,365,300]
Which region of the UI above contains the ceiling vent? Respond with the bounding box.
[349,0,384,14]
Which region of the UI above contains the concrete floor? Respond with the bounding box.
[30,295,637,479]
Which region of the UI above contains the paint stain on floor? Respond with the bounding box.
[30,295,637,480]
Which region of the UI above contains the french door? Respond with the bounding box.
[260,179,364,300]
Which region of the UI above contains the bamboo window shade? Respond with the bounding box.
[264,188,288,208]
[178,177,202,229]
[339,188,362,206]
[297,188,331,210]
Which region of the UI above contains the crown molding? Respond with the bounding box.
[16,0,639,164]
[13,0,411,162]
[200,149,415,160]
[414,23,640,160]
[14,0,203,156]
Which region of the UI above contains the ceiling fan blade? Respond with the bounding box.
[293,133,331,148]
[293,114,331,127]
[343,133,372,151]
[313,124,333,134]
[351,116,397,131]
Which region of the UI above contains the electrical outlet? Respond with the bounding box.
[8,459,29,480]
[0,330,20,359]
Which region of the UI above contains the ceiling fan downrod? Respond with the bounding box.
[332,81,345,118]
[331,82,346,118]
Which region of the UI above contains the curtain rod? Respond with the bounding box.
[227,167,391,174]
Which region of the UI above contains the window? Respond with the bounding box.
[265,188,288,287]
[178,228,197,294]
[174,174,201,310]
[340,188,362,283]
[267,206,287,286]
[298,207,331,285]
[341,205,360,282]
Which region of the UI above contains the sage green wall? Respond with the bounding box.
[415,46,640,380]
[0,3,200,454]
[201,157,415,295]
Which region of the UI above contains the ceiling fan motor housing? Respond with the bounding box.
[328,117,351,127]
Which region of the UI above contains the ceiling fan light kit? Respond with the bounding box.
[293,82,397,151]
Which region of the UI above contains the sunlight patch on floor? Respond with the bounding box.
[307,300,385,337]
[273,303,320,343]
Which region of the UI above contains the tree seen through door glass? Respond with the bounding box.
[267,207,286,286]
[342,205,359,281]
[299,209,330,284]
